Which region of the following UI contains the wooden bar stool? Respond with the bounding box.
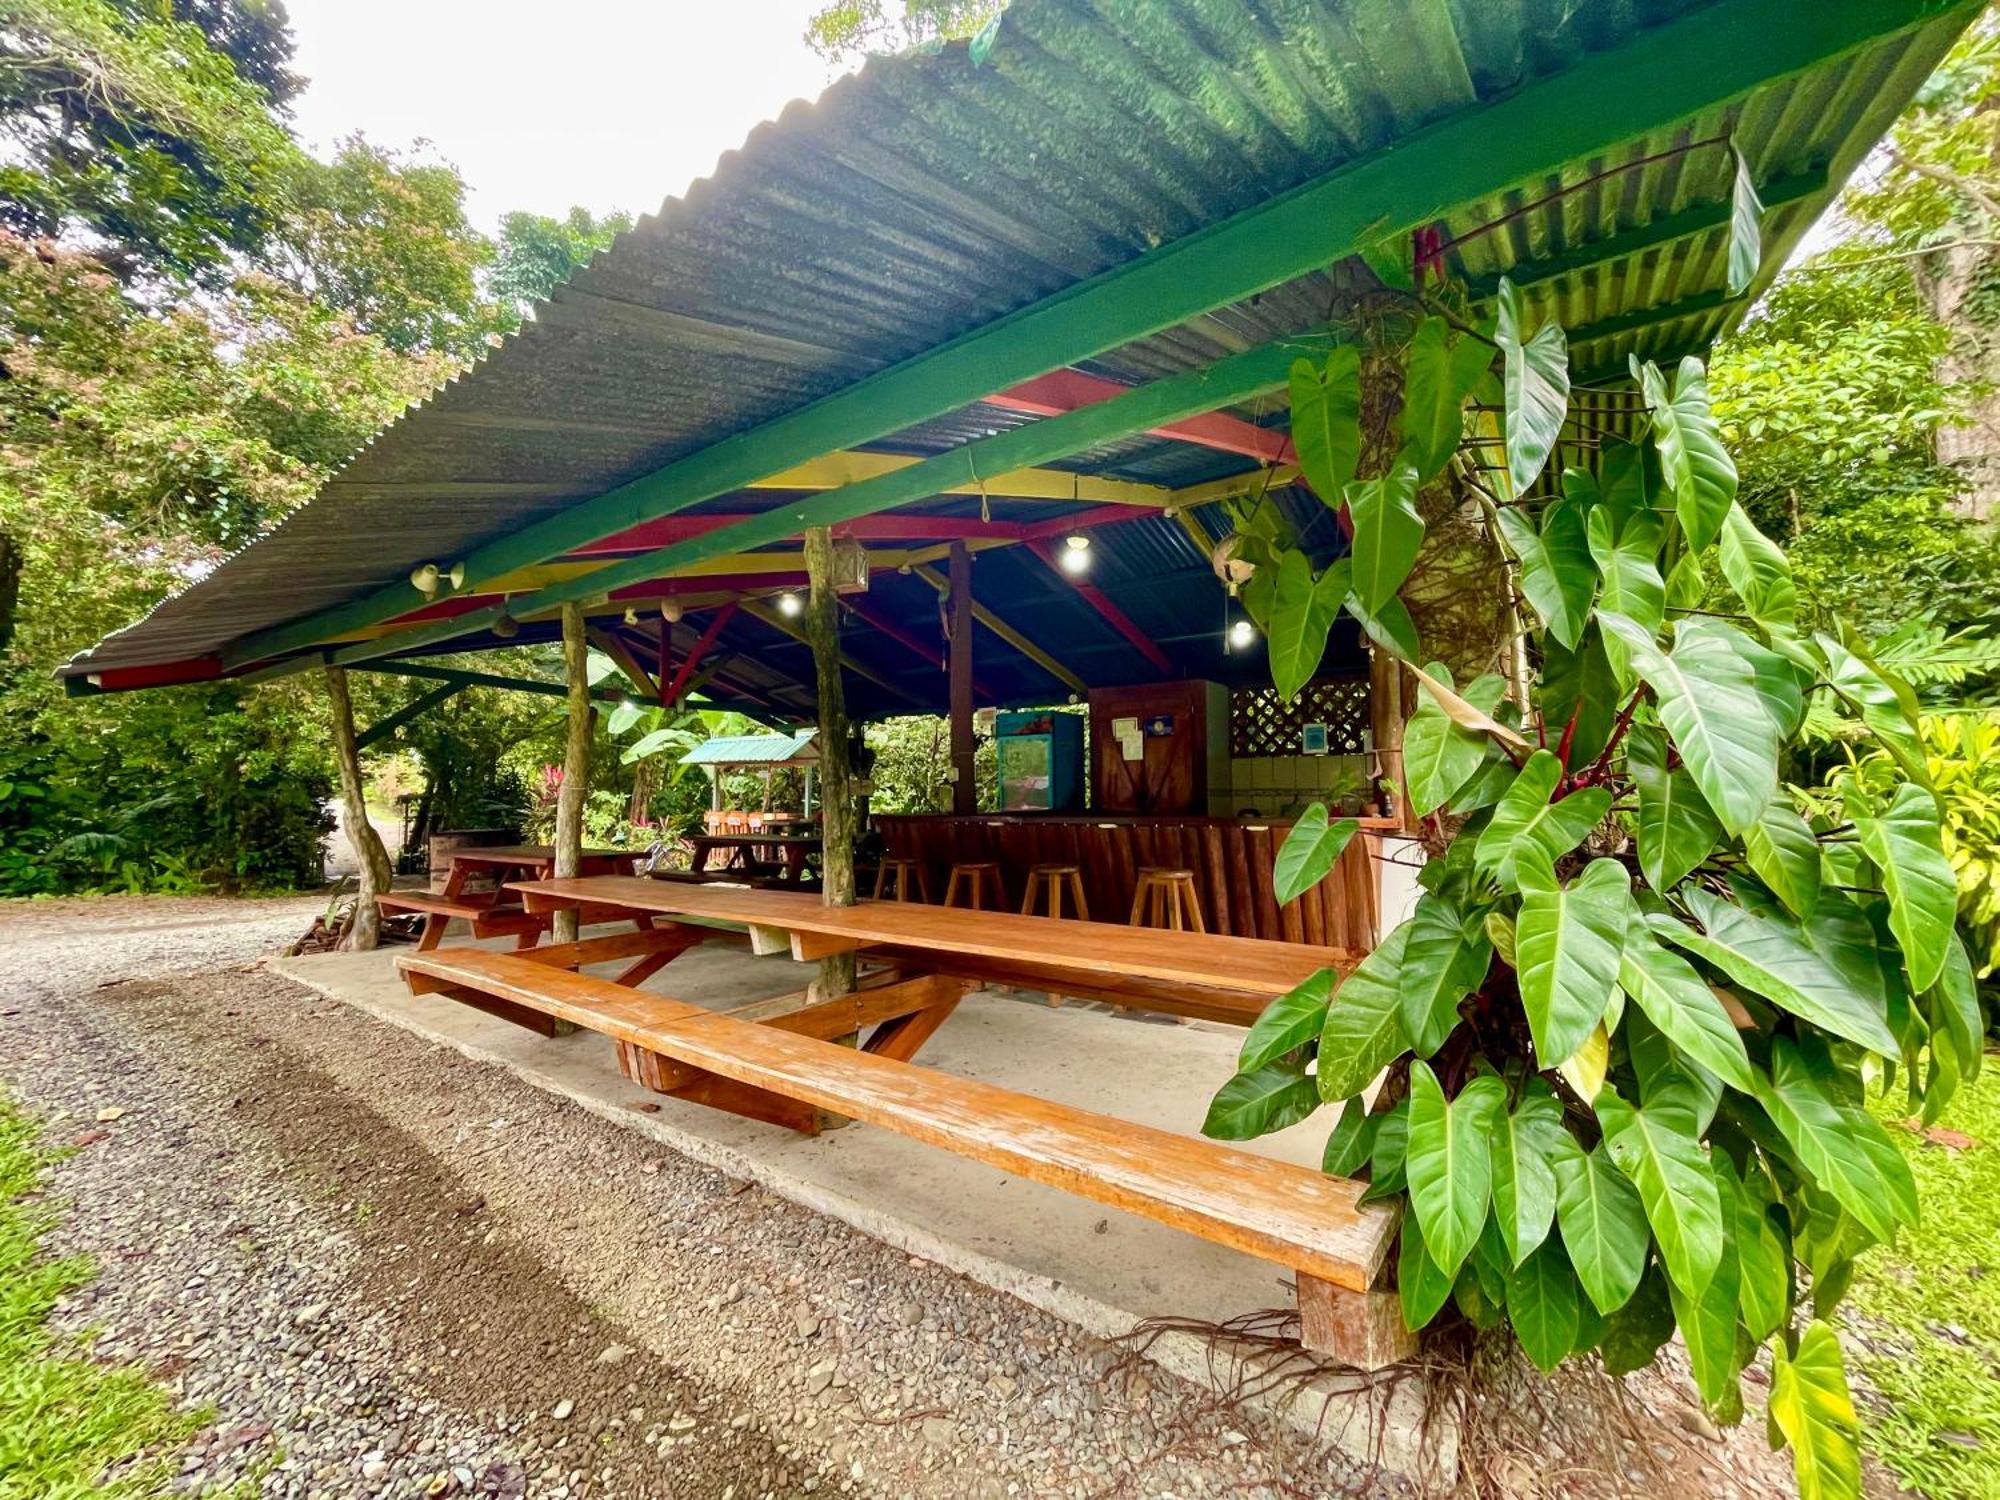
[872,857,931,903]
[1130,868,1205,933]
[943,861,1004,911]
[1021,864,1089,921]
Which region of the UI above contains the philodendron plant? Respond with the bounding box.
[1204,277,1979,1500]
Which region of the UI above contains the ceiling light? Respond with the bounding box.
[1228,618,1257,650]
[777,592,804,618]
[1058,535,1092,575]
[660,600,684,624]
[409,562,441,596]
[492,611,519,639]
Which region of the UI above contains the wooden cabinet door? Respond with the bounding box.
[1090,682,1208,814]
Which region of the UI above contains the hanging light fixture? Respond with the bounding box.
[1058,534,1092,576]
[1227,616,1257,651]
[777,591,804,618]
[409,562,441,596]
[660,600,684,624]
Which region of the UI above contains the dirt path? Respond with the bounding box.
[0,897,1407,1500]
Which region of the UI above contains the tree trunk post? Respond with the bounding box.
[325,664,394,951]
[947,540,977,814]
[805,525,857,1000]
[553,600,592,944]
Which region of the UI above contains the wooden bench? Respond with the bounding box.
[394,944,1407,1369]
[376,891,545,951]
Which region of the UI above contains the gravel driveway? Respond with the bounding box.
[0,896,1408,1500]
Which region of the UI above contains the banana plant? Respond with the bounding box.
[1210,276,1977,1500]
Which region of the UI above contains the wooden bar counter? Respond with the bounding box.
[874,813,1393,949]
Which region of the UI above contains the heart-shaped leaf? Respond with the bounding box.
[1600,1262,1676,1375]
[1202,1057,1320,1141]
[1475,749,1613,891]
[1515,856,1629,1067]
[1742,795,1822,920]
[1266,551,1347,702]
[1405,1062,1504,1276]
[1770,1323,1862,1500]
[1602,612,1778,835]
[1854,781,1957,993]
[1552,1136,1650,1315]
[1756,1037,1918,1243]
[1346,461,1425,615]
[1496,277,1570,494]
[1289,348,1361,500]
[1498,496,1595,650]
[1508,1238,1583,1373]
[1586,509,1666,692]
[1315,925,1413,1102]
[1273,802,1360,907]
[1321,1097,1378,1176]
[1399,891,1492,1056]
[1628,723,1722,892]
[1718,505,1794,629]
[1399,314,1493,479]
[1237,967,1335,1073]
[1490,1081,1564,1266]
[1398,1210,1457,1331]
[1541,624,1622,767]
[1639,356,1736,553]
[1596,1081,1725,1296]
[1405,664,1507,817]
[1618,928,1754,1091]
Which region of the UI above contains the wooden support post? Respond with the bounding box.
[1368,647,1412,833]
[804,526,857,1001]
[553,600,592,944]
[947,540,976,815]
[325,664,394,951]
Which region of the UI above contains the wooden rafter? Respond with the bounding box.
[1024,540,1174,675]
[909,562,1087,696]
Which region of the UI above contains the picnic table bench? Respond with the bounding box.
[393,874,1405,1368]
[377,846,638,951]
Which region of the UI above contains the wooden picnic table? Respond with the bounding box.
[377,845,639,952]
[686,832,822,885]
[396,873,1405,1368]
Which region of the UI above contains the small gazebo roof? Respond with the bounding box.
[680,730,819,770]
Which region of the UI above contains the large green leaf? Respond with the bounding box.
[1321,1097,1378,1176]
[1474,749,1612,891]
[1515,855,1628,1067]
[1770,1323,1862,1500]
[1498,497,1594,650]
[1725,147,1765,297]
[1666,1215,1742,1412]
[1718,505,1795,629]
[1343,587,1421,664]
[1596,1082,1724,1296]
[1756,1037,1918,1243]
[1399,891,1491,1056]
[1405,1062,1504,1276]
[1508,1238,1583,1373]
[1628,723,1722,892]
[1397,1210,1457,1331]
[1496,278,1570,494]
[1720,1156,1791,1343]
[1399,314,1492,480]
[1585,509,1666,692]
[1820,631,1931,789]
[1929,932,1985,1084]
[1266,550,1347,703]
[1288,348,1360,500]
[1639,356,1736,552]
[1599,1262,1677,1375]
[1315,925,1413,1102]
[1236,967,1334,1073]
[1618,928,1754,1091]
[1405,664,1506,817]
[1742,796,1823,920]
[1346,461,1424,616]
[1854,782,1957,993]
[1659,889,1899,1058]
[1540,624,1621,766]
[1202,1057,1320,1140]
[1601,612,1778,835]
[1272,802,1361,907]
[1552,1136,1650,1315]
[1490,1081,1564,1267]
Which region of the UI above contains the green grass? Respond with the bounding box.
[0,1097,202,1499]
[1853,1058,2000,1500]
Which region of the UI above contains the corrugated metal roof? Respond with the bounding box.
[64,0,1976,699]
[680,730,819,766]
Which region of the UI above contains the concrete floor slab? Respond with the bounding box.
[274,932,1453,1479]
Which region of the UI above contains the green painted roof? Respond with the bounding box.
[680,731,819,767]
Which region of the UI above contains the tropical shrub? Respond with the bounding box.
[1205,262,1976,1498]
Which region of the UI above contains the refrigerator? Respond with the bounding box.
[995,710,1085,812]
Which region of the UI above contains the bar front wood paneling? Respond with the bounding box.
[874,814,1390,949]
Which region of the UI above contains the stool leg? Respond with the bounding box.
[1184,881,1206,934]
[1128,880,1148,926]
[917,865,933,904]
[873,864,889,900]
[1168,885,1183,932]
[1068,871,1089,922]
[968,871,984,912]
[1020,877,1037,917]
[944,868,962,908]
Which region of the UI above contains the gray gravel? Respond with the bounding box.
[0,896,1404,1499]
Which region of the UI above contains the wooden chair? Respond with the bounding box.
[942,861,1004,911]
[1020,864,1088,921]
[872,857,931,903]
[1130,868,1205,933]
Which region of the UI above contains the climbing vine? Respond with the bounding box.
[1206,251,1977,1497]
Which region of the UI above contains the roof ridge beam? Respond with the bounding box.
[224,0,1964,669]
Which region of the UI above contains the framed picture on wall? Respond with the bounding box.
[1301,723,1329,756]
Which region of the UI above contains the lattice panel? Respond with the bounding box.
[1230,678,1370,758]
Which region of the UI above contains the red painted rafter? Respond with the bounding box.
[840,595,996,700]
[664,602,739,706]
[1024,540,1175,675]
[989,369,1294,466]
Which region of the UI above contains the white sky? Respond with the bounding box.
[280,0,846,230]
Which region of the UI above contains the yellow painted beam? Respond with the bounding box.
[755,450,1167,508]
[910,563,1087,696]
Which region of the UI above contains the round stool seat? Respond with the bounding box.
[1021,863,1089,921]
[943,860,1004,911]
[1131,867,1205,933]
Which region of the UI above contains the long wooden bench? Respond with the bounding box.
[394,945,1407,1369]
[377,891,662,953]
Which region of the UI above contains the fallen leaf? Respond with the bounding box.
[94,1107,126,1123]
[72,1128,109,1148]
[626,1101,662,1114]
